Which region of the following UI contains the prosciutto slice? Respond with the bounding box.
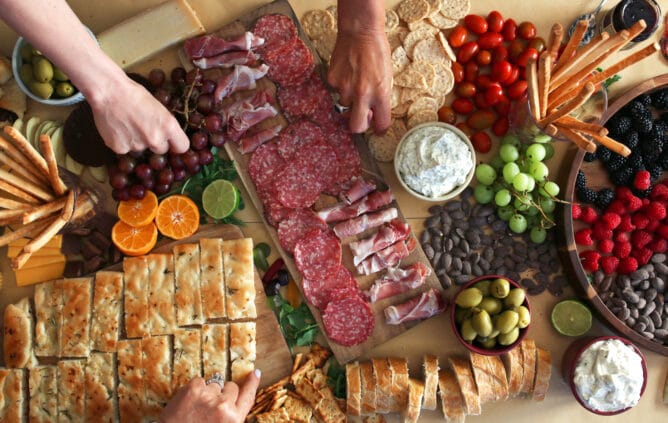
[355,237,417,275]
[214,64,269,103]
[349,219,411,266]
[317,190,394,223]
[192,50,258,69]
[184,32,265,59]
[384,288,446,325]
[366,262,431,303]
[333,207,398,239]
[226,103,278,141]
[221,90,272,122]
[340,177,376,204]
[238,124,283,154]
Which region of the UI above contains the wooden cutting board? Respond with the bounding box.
[200,0,444,364]
[0,223,294,387]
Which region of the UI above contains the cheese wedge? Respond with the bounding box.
[10,253,65,269]
[7,246,62,258]
[97,0,205,68]
[15,261,66,286]
[8,234,62,249]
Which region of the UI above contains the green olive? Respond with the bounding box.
[479,297,503,315]
[471,309,493,337]
[20,44,33,62]
[504,288,527,308]
[55,82,75,98]
[495,310,520,334]
[53,66,68,82]
[455,306,472,324]
[460,318,477,342]
[517,305,531,329]
[473,280,491,296]
[19,63,34,83]
[478,337,497,349]
[455,287,483,308]
[490,278,511,298]
[28,81,54,99]
[498,326,520,346]
[32,57,54,83]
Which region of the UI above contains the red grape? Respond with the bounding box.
[209,131,226,147]
[154,88,171,106]
[117,156,136,173]
[198,149,214,165]
[148,154,167,171]
[112,188,131,201]
[171,67,186,83]
[196,93,214,114]
[168,96,184,112]
[182,150,199,169]
[142,178,155,190]
[187,163,201,174]
[154,183,171,195]
[135,163,153,180]
[186,68,202,85]
[188,111,204,128]
[201,79,216,94]
[110,172,129,190]
[148,68,166,88]
[157,168,174,185]
[204,113,223,132]
[190,131,209,150]
[173,168,187,182]
[129,184,146,199]
[169,153,185,170]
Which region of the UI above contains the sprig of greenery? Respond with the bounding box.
[596,67,622,89]
[326,358,347,399]
[270,293,319,352]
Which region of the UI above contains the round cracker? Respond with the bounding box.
[409,61,436,91]
[428,11,458,29]
[368,130,400,162]
[407,109,438,128]
[301,9,336,39]
[387,26,409,51]
[412,38,447,64]
[385,9,400,32]
[392,103,410,118]
[439,0,470,19]
[437,31,457,62]
[391,118,408,140]
[326,5,338,20]
[428,61,455,100]
[390,86,402,109]
[407,19,439,34]
[400,87,421,105]
[391,46,410,75]
[313,30,337,62]
[408,96,439,118]
[402,28,434,58]
[397,0,430,24]
[424,0,442,15]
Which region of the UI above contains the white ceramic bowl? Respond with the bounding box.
[394,121,476,202]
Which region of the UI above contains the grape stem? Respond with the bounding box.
[511,190,555,228]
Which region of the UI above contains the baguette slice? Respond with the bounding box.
[346,362,362,416]
[448,356,481,415]
[532,347,552,401]
[388,357,409,411]
[371,358,393,413]
[438,369,466,423]
[501,345,524,397]
[519,339,537,395]
[422,354,439,410]
[403,378,424,423]
[487,355,509,401]
[469,352,495,403]
[3,297,37,368]
[359,361,377,415]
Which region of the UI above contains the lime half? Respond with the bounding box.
[202,179,239,219]
[551,299,593,337]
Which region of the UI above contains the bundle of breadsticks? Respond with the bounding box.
[0,125,97,270]
[526,19,660,156]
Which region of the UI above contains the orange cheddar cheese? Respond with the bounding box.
[15,261,66,286]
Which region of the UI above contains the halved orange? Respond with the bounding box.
[117,190,159,227]
[111,220,158,257]
[155,195,200,240]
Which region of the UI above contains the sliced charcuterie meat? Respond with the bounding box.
[238,124,283,154]
[326,129,362,194]
[276,120,325,160]
[384,288,446,325]
[302,265,360,309]
[274,161,322,209]
[252,14,298,51]
[213,64,269,103]
[294,229,342,281]
[317,190,394,224]
[356,237,417,276]
[323,294,375,346]
[366,262,431,303]
[333,207,399,240]
[277,73,331,122]
[301,141,339,191]
[341,178,377,205]
[350,219,411,266]
[248,141,285,193]
[184,32,265,60]
[264,37,315,87]
[263,198,292,227]
[277,208,328,254]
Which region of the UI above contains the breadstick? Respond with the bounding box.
[21,190,74,255]
[39,134,67,196]
[540,82,595,127]
[3,126,51,180]
[537,52,552,118]
[586,42,660,88]
[549,31,610,90]
[544,124,558,137]
[587,132,632,157]
[0,180,40,204]
[0,208,28,226]
[0,196,31,210]
[546,23,563,62]
[21,196,67,224]
[0,167,55,202]
[526,58,541,122]
[626,18,649,41]
[555,124,597,153]
[556,115,608,136]
[0,216,55,248]
[0,143,51,188]
[553,19,589,73]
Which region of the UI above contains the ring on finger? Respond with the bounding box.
[205,373,225,391]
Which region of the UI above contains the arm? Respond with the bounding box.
[330,0,392,134]
[0,0,189,154]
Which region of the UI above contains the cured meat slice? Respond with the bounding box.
[356,237,417,275]
[252,14,298,51]
[277,73,331,122]
[302,141,339,190]
[302,265,359,309]
[341,178,377,205]
[350,220,411,265]
[238,124,283,154]
[263,199,292,227]
[325,129,362,194]
[274,161,322,209]
[276,120,325,160]
[333,207,399,239]
[248,142,284,193]
[264,37,315,87]
[366,262,431,303]
[184,32,265,60]
[214,64,269,103]
[317,190,394,224]
[226,103,278,141]
[294,229,342,281]
[384,288,446,325]
[323,295,375,346]
[221,89,272,122]
[192,50,258,69]
[277,209,328,254]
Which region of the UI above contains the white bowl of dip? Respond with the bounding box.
[394,122,475,202]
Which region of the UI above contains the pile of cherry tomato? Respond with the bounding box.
[438,11,545,153]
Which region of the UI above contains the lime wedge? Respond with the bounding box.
[551,299,593,337]
[202,179,239,219]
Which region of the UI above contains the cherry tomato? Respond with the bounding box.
[474,91,491,109]
[467,109,497,130]
[452,98,474,114]
[470,131,492,153]
[484,83,505,106]
[464,62,479,82]
[456,122,474,137]
[451,62,465,83]
[491,60,512,82]
[437,105,456,124]
[508,39,525,63]
[457,41,479,63]
[517,47,539,67]
[528,37,546,53]
[518,21,537,40]
[478,32,504,49]
[476,50,492,65]
[464,14,488,34]
[448,26,468,48]
[475,74,493,89]
[502,18,517,41]
[507,80,528,100]
[492,116,510,136]
[501,66,520,86]
[491,45,508,63]
[494,97,511,115]
[455,81,477,98]
[487,11,504,33]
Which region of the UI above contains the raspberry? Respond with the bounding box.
[592,223,613,240]
[579,250,600,272]
[633,170,651,190]
[618,214,635,232]
[616,186,634,202]
[606,200,627,215]
[631,213,649,229]
[624,195,643,212]
[646,201,667,220]
[646,219,660,232]
[575,228,594,246]
[642,198,650,206]
[613,241,632,258]
[572,203,582,220]
[617,256,638,274]
[631,230,653,249]
[598,239,614,254]
[658,224,668,239]
[631,247,652,266]
[650,183,668,200]
[580,206,598,224]
[648,238,668,253]
[601,212,622,230]
[600,256,619,274]
[614,231,630,243]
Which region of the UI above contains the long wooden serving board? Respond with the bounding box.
[198,0,444,364]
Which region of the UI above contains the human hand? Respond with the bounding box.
[159,370,261,423]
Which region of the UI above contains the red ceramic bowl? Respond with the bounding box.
[450,275,531,355]
[562,336,648,415]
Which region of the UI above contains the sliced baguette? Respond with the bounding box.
[371,358,393,413]
[448,356,481,415]
[519,339,537,395]
[422,354,439,410]
[469,352,495,404]
[487,355,509,401]
[532,347,552,401]
[346,362,362,417]
[438,369,466,423]
[501,345,524,397]
[359,361,377,415]
[403,378,424,423]
[388,357,409,412]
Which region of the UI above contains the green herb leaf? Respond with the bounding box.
[272,293,320,351]
[596,67,622,89]
[253,243,271,271]
[326,358,347,399]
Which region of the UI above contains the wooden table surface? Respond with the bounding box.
[0,0,667,422]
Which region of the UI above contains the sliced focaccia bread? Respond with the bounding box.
[359,361,377,415]
[58,359,86,422]
[142,336,173,419]
[501,345,523,397]
[90,271,123,352]
[123,256,150,338]
[0,368,24,422]
[59,278,92,357]
[172,328,202,391]
[199,238,226,319]
[3,297,37,368]
[469,352,495,404]
[146,254,177,335]
[532,347,552,401]
[85,352,117,422]
[117,339,144,423]
[422,354,439,410]
[222,238,256,319]
[202,323,228,381]
[174,243,204,326]
[438,369,466,423]
[520,339,537,395]
[448,356,481,415]
[29,366,57,422]
[346,361,361,417]
[34,280,61,356]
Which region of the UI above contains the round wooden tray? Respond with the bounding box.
[562,74,668,357]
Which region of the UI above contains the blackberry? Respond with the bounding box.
[583,152,597,162]
[637,93,652,107]
[622,131,639,150]
[597,146,612,163]
[634,187,653,198]
[661,112,668,125]
[576,186,598,204]
[610,166,634,186]
[605,115,632,137]
[627,153,645,172]
[576,170,587,189]
[632,114,653,133]
[650,88,668,109]
[626,100,652,119]
[605,154,627,172]
[648,163,663,181]
[660,150,668,170]
[595,188,615,210]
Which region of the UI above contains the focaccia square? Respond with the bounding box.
[199,238,226,319]
[34,280,61,356]
[0,368,24,422]
[85,352,117,422]
[202,323,228,381]
[57,359,86,422]
[173,243,204,326]
[147,254,177,335]
[3,297,37,368]
[90,271,123,352]
[231,359,255,385]
[222,238,256,319]
[29,365,57,423]
[117,339,144,423]
[172,328,202,391]
[229,321,256,362]
[142,336,172,419]
[59,278,92,357]
[123,257,150,338]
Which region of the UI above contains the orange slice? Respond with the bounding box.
[111,220,158,257]
[117,190,159,227]
[155,195,200,240]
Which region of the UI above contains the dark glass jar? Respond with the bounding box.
[600,0,661,44]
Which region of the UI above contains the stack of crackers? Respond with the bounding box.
[1,237,257,422]
[301,0,470,162]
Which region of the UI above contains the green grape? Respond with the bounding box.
[528,161,549,182]
[489,155,505,171]
[526,204,540,216]
[526,143,546,162]
[475,164,497,186]
[543,143,555,160]
[514,196,531,212]
[499,144,520,163]
[534,133,552,144]
[494,188,512,207]
[501,134,520,147]
[512,172,530,191]
[530,226,547,243]
[474,185,495,204]
[497,205,515,221]
[502,162,520,184]
[539,197,556,213]
[509,214,528,233]
[526,177,536,192]
[540,180,560,197]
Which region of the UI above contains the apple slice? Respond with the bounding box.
[88,165,107,183]
[50,126,66,165]
[24,116,41,146]
[65,153,85,176]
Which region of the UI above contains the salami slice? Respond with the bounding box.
[326,129,362,194]
[248,141,285,193]
[277,73,331,122]
[294,229,341,281]
[277,208,328,253]
[302,265,359,309]
[299,140,339,191]
[263,198,292,227]
[252,14,298,52]
[276,120,325,160]
[322,295,375,346]
[274,160,322,209]
[265,37,315,87]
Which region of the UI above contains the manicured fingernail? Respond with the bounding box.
[254,369,262,378]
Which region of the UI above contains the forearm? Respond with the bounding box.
[337,0,386,35]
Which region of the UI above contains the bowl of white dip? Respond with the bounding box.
[394,122,475,202]
[562,336,647,415]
